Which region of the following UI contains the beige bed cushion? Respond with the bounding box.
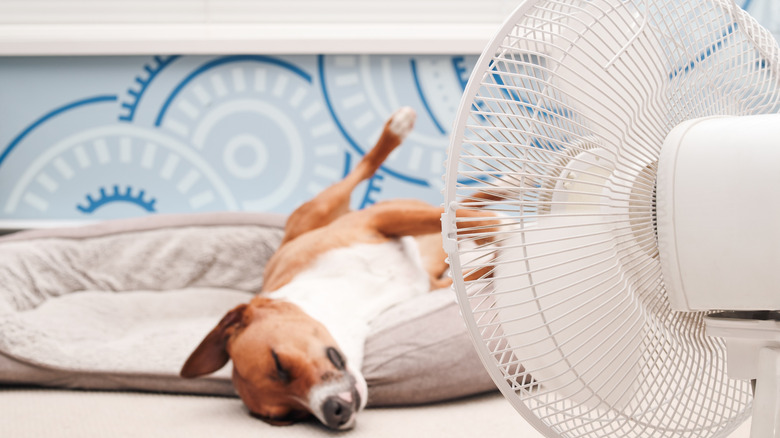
[0,212,495,406]
[363,288,495,406]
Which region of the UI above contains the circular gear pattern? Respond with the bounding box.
[319,54,478,199]
[4,125,238,219]
[154,56,346,212]
[0,53,483,221]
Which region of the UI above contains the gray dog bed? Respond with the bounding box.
[0,212,495,406]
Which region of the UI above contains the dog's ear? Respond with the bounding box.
[180,304,248,378]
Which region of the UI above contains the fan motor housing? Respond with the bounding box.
[656,114,780,312]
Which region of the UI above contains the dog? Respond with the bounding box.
[180,107,495,430]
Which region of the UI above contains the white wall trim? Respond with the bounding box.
[0,219,98,234]
[0,0,517,56]
[0,22,496,55]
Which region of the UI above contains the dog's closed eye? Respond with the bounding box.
[270,350,290,383]
[326,347,345,370]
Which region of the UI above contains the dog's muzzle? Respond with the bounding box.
[311,368,367,430]
[322,388,361,429]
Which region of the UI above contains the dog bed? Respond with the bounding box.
[0,212,495,406]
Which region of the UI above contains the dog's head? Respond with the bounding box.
[180,297,367,430]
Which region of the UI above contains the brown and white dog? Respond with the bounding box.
[180,108,494,430]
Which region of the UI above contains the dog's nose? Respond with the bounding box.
[322,395,354,429]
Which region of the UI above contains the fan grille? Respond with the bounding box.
[444,0,780,437]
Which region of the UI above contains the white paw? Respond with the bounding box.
[388,107,416,139]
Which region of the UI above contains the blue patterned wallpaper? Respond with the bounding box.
[0,55,478,220]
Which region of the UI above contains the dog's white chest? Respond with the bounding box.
[268,236,429,369]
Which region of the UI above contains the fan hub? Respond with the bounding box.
[657,115,780,312]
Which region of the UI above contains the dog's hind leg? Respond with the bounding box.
[281,107,416,244]
[362,200,503,288]
[366,200,499,239]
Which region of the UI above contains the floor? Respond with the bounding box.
[0,388,755,438]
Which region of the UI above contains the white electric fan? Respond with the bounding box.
[442,0,780,437]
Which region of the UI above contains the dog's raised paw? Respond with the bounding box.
[388,107,416,139]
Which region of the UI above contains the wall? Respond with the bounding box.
[0,0,776,222]
[0,54,477,220]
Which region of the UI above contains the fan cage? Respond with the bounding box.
[443,1,780,437]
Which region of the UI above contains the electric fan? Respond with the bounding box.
[441,0,780,437]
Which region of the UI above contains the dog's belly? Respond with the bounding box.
[268,236,429,370]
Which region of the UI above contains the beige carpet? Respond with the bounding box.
[0,389,536,438]
[0,388,753,438]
